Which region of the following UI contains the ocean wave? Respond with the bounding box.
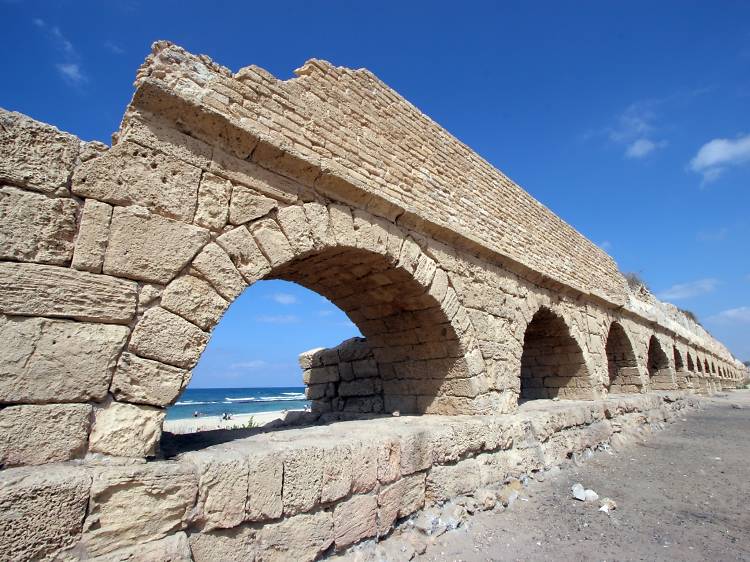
[224,394,306,403]
[174,400,222,406]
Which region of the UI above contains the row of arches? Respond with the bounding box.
[517,311,739,402]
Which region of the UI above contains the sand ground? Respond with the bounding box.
[163,410,297,434]
[405,390,750,561]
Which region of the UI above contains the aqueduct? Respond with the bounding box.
[0,42,746,560]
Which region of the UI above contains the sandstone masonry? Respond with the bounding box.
[0,41,746,560]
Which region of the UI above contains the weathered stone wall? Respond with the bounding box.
[0,393,701,561]
[301,338,383,415]
[0,41,746,560]
[0,42,744,467]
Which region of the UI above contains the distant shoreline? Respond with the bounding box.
[163,409,300,434]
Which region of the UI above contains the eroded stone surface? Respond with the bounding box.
[88,401,165,458]
[161,274,228,331]
[85,532,192,562]
[0,185,79,265]
[0,262,138,324]
[128,307,209,369]
[195,172,231,230]
[71,198,113,273]
[0,464,91,561]
[0,315,129,403]
[104,205,210,284]
[0,404,91,466]
[73,141,202,222]
[0,109,80,195]
[79,463,197,557]
[110,352,187,407]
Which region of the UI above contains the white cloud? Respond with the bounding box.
[689,134,750,184]
[104,40,125,55]
[600,102,668,159]
[34,19,86,86]
[56,63,85,84]
[255,314,300,324]
[271,293,297,305]
[625,138,667,159]
[656,278,719,301]
[707,306,750,324]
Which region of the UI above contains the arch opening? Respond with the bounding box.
[687,352,695,372]
[646,336,674,390]
[604,322,641,394]
[266,245,474,415]
[519,307,594,400]
[672,346,688,389]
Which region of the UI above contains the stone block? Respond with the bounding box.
[377,473,426,535]
[181,449,249,531]
[350,440,378,494]
[321,444,353,503]
[88,401,165,458]
[189,526,258,562]
[104,205,210,284]
[245,448,284,522]
[282,446,324,515]
[0,315,129,403]
[161,274,229,331]
[378,437,401,484]
[191,242,246,301]
[216,226,272,283]
[277,204,314,254]
[303,201,335,248]
[303,365,339,385]
[71,198,113,273]
[229,184,277,224]
[0,464,91,561]
[80,463,197,557]
[110,352,187,407]
[333,493,377,549]
[425,458,481,504]
[0,403,91,466]
[0,262,138,324]
[129,307,209,369]
[250,218,294,267]
[86,532,192,562]
[120,115,212,169]
[194,172,231,230]
[211,146,300,203]
[0,185,78,265]
[256,510,333,562]
[400,431,433,476]
[72,141,202,222]
[0,109,79,195]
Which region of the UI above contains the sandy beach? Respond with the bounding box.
[163,409,300,434]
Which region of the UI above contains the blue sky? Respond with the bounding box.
[2,1,748,386]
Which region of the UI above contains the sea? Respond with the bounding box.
[166,387,309,420]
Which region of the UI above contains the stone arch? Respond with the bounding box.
[696,354,703,373]
[672,346,689,389]
[604,321,642,393]
[686,352,695,372]
[646,335,675,390]
[111,201,495,456]
[518,306,596,400]
[704,358,710,373]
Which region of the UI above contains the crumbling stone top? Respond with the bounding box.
[128,41,629,305]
